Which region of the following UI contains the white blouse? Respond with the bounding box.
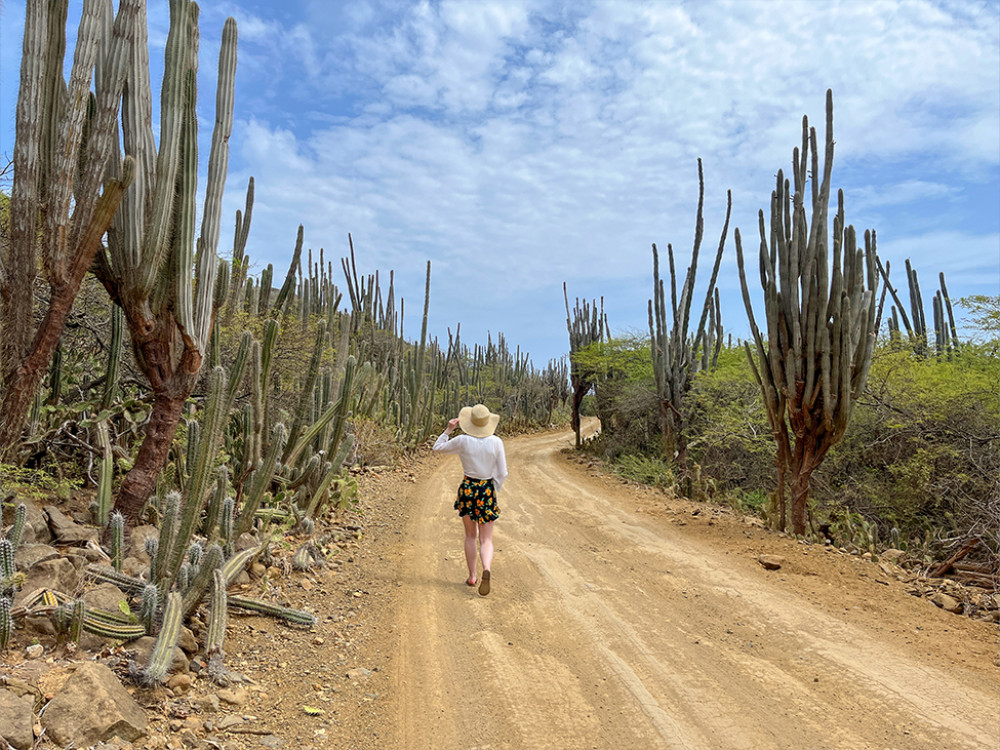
[432,432,508,494]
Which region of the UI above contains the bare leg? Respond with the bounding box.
[462,515,478,585]
[478,521,495,573]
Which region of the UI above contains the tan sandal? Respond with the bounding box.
[478,570,491,596]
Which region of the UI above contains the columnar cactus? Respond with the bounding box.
[877,258,959,358]
[110,511,125,572]
[0,539,16,597]
[140,583,159,633]
[142,591,183,684]
[648,160,731,477]
[564,284,609,448]
[735,90,879,535]
[6,504,28,550]
[0,596,12,651]
[0,0,138,456]
[206,569,227,655]
[94,3,244,525]
[100,305,125,410]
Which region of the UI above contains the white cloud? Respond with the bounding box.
[3,0,997,364]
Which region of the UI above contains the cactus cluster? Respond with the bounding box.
[878,259,960,358]
[648,160,731,477]
[0,0,137,455]
[735,90,880,535]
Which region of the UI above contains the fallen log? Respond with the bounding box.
[929,537,980,578]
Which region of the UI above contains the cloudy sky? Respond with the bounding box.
[2,0,998,366]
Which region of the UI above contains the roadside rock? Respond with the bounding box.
[44,505,98,544]
[41,662,148,747]
[0,688,35,750]
[178,626,199,655]
[3,498,52,544]
[758,555,786,571]
[130,525,160,562]
[132,636,189,675]
[929,592,963,614]
[217,687,249,706]
[13,543,60,571]
[14,557,79,605]
[880,548,907,564]
[84,582,129,611]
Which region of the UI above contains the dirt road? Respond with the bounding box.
[381,426,999,750]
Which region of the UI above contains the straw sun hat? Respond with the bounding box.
[458,404,500,438]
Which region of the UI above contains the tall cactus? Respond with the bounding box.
[877,258,959,358]
[735,90,879,535]
[648,159,731,476]
[93,2,243,524]
[0,0,137,457]
[564,284,609,448]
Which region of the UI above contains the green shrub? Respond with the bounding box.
[611,454,675,489]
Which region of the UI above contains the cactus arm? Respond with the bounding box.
[0,596,13,651]
[7,504,28,550]
[136,0,192,295]
[206,569,227,655]
[193,16,237,347]
[222,546,260,586]
[143,591,183,684]
[86,564,147,596]
[181,543,223,618]
[227,595,316,626]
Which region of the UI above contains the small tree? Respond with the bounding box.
[735,90,879,535]
[563,284,608,448]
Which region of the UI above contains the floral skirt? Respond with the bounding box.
[455,476,500,524]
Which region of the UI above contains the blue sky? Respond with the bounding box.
[2,0,998,366]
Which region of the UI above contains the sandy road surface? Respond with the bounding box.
[383,426,998,750]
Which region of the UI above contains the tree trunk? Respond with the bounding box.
[112,389,187,523]
[571,381,586,448]
[788,444,821,536]
[0,179,127,458]
[0,280,102,455]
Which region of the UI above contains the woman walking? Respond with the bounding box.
[433,404,508,596]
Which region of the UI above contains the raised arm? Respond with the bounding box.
[433,417,463,453]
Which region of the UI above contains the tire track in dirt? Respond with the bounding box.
[385,425,999,750]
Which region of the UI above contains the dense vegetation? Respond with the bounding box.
[576,321,999,564]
